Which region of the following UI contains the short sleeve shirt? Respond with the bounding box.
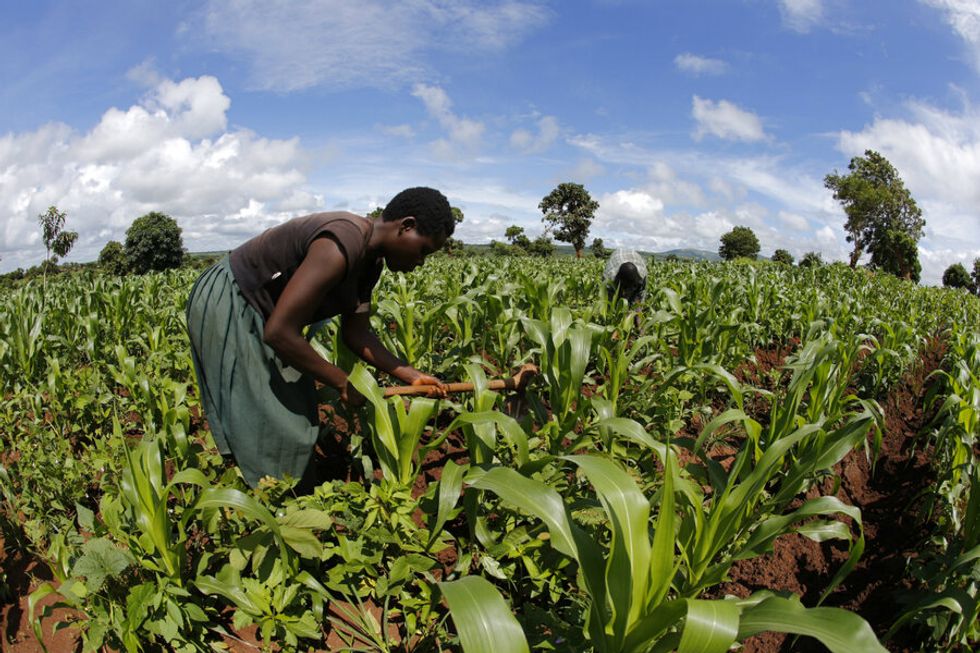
[229,212,382,323]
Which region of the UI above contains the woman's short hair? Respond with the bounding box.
[382,187,455,237]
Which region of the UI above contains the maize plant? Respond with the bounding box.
[4,254,980,653]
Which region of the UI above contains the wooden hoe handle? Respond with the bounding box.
[382,364,539,398]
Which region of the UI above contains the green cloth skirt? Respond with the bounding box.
[186,256,319,487]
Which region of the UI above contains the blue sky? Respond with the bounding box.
[2,0,979,284]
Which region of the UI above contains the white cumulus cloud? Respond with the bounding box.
[0,75,317,271]
[777,210,810,231]
[412,83,485,159]
[198,0,551,92]
[921,0,980,72]
[510,115,560,154]
[692,96,767,142]
[779,0,825,33]
[674,53,728,76]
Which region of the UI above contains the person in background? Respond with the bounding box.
[185,187,452,489]
[604,248,648,307]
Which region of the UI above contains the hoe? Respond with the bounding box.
[381,363,538,398]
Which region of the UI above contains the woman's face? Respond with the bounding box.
[385,218,447,272]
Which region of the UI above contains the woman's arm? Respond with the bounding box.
[262,237,356,398]
[341,312,444,389]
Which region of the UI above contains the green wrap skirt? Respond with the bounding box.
[185,256,319,487]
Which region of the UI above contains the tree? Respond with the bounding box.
[590,238,611,259]
[972,258,980,295]
[37,205,78,267]
[869,228,920,282]
[772,249,794,265]
[125,212,184,274]
[98,240,128,275]
[504,225,531,250]
[539,182,599,258]
[526,235,556,258]
[718,226,760,260]
[489,240,517,256]
[824,150,924,271]
[942,263,971,289]
[366,207,384,219]
[799,251,823,268]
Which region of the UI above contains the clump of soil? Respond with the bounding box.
[716,337,947,652]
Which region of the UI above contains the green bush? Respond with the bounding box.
[124,212,184,274]
[799,251,823,268]
[98,241,129,276]
[943,263,971,289]
[772,249,794,265]
[719,226,760,260]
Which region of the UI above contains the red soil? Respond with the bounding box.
[2,339,952,652]
[715,337,947,652]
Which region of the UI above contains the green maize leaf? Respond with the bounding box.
[719,423,820,516]
[949,543,980,573]
[664,288,684,316]
[622,599,687,652]
[648,448,678,609]
[693,409,748,455]
[887,587,977,638]
[349,363,398,458]
[470,467,576,558]
[393,395,438,483]
[773,417,874,506]
[678,599,740,653]
[28,582,60,650]
[195,575,263,615]
[565,325,593,403]
[439,576,529,653]
[429,459,466,549]
[594,418,701,517]
[692,364,744,412]
[735,496,861,560]
[690,424,821,579]
[736,594,887,652]
[818,532,864,606]
[461,363,500,459]
[795,520,855,542]
[448,411,530,466]
[551,307,573,344]
[165,467,209,491]
[566,455,651,638]
[469,467,609,634]
[522,318,549,350]
[193,488,283,544]
[595,417,668,463]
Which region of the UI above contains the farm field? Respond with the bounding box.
[1,256,979,652]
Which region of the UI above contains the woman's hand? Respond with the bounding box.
[340,379,366,407]
[406,369,448,398]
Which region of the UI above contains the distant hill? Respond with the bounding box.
[468,243,721,261]
[650,248,721,262]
